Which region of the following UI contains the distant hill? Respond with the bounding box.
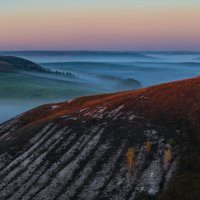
[97,75,142,90]
[0,56,76,78]
[0,51,157,59]
[0,56,45,72]
[0,76,199,199]
[0,60,15,72]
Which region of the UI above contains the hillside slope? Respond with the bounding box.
[0,56,75,77]
[0,76,200,200]
[0,56,44,72]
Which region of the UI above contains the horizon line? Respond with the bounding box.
[0,50,200,52]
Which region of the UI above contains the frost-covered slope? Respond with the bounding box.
[0,76,200,200]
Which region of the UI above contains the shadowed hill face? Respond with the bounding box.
[0,56,44,72]
[0,76,199,199]
[0,55,79,85]
[0,61,15,72]
[12,75,200,128]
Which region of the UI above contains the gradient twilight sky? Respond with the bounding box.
[0,0,200,50]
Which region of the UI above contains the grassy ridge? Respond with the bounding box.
[0,56,43,71]
[0,72,100,99]
[0,56,106,99]
[17,76,200,199]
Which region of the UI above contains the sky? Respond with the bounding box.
[0,0,200,51]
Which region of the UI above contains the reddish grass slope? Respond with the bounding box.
[0,76,199,200]
[17,75,200,129]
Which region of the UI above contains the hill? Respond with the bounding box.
[0,56,44,72]
[0,56,76,78]
[0,76,199,199]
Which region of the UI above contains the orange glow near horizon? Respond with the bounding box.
[1,6,200,50]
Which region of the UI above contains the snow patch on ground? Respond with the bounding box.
[51,105,59,109]
[136,159,164,195]
[33,128,104,200]
[67,98,75,103]
[128,114,137,121]
[107,105,124,118]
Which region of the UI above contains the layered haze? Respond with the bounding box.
[0,51,200,123]
[0,1,200,122]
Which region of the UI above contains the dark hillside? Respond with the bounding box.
[0,76,199,199]
[0,56,76,79]
[0,56,44,71]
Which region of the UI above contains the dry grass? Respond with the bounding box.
[20,76,200,129]
[2,76,200,199]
